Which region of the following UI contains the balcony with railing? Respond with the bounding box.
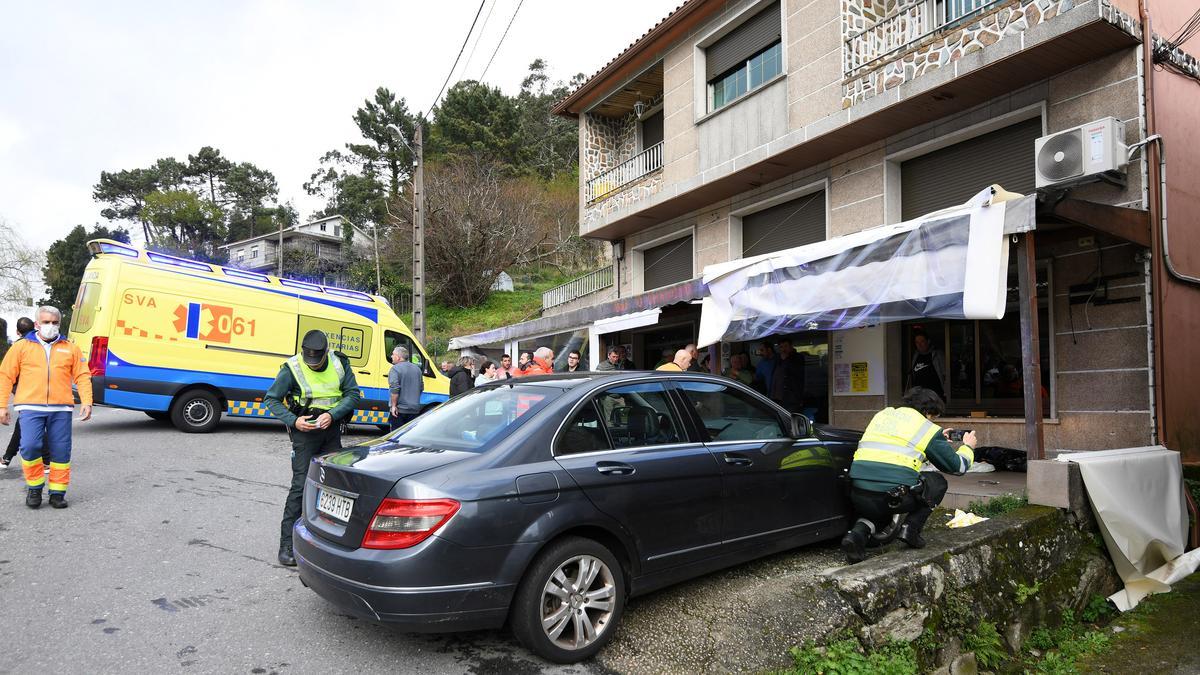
[585,142,664,205]
[839,0,1080,107]
[542,266,615,311]
[844,0,1005,77]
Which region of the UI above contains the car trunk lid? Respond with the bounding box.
[302,437,474,549]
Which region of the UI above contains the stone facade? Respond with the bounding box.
[842,0,1079,108]
[583,172,665,231]
[582,112,638,182]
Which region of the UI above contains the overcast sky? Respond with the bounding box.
[0,0,678,249]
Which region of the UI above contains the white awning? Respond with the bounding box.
[593,307,661,334]
[698,186,1035,347]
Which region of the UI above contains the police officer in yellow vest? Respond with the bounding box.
[841,387,976,564]
[265,330,362,566]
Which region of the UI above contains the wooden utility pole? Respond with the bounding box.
[1016,232,1045,460]
[277,218,284,277]
[412,123,426,341]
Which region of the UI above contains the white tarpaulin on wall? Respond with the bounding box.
[698,186,1032,347]
[1057,446,1200,611]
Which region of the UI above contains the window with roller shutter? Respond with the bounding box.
[741,190,827,258]
[642,235,694,291]
[705,1,782,112]
[901,117,1041,220]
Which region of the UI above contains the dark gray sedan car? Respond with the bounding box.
[293,371,859,663]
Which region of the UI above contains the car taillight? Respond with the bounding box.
[89,337,109,378]
[362,498,460,550]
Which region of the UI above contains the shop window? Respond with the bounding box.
[902,266,1051,417]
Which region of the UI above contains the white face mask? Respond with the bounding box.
[38,323,60,341]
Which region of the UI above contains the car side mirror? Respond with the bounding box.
[791,413,812,438]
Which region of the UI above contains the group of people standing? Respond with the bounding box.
[440,346,589,397]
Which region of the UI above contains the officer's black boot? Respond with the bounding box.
[840,520,872,564]
[899,508,931,549]
[48,493,68,509]
[25,489,41,509]
[278,540,296,567]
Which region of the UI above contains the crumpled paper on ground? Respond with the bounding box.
[946,509,989,528]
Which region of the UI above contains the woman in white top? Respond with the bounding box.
[475,360,498,387]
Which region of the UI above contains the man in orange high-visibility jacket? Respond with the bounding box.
[0,306,93,509]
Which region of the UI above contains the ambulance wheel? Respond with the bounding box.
[170,389,221,433]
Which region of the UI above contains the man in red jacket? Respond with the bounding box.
[517,347,555,376]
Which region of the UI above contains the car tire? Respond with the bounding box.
[145,411,170,422]
[169,389,222,433]
[510,536,625,664]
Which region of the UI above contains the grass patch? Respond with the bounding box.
[405,268,576,358]
[787,637,918,675]
[966,492,1028,518]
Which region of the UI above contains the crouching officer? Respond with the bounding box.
[841,387,976,564]
[264,330,361,566]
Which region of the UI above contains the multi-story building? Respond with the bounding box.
[450,0,1200,460]
[219,215,373,279]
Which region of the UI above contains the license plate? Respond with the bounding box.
[316,489,354,522]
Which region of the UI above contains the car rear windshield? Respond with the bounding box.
[389,384,558,452]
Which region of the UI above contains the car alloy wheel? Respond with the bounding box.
[540,554,617,651]
[511,536,625,663]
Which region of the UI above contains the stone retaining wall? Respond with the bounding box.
[824,506,1119,670]
[597,506,1118,672]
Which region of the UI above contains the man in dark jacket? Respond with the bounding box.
[840,387,976,564]
[1,318,46,469]
[264,330,361,566]
[771,339,806,413]
[447,356,475,396]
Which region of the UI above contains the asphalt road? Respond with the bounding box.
[0,407,595,675]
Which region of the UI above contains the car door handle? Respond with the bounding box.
[596,461,635,476]
[723,453,754,467]
[357,370,371,375]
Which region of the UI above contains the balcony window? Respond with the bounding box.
[941,0,992,24]
[251,245,259,259]
[704,1,782,113]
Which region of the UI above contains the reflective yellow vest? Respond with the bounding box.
[853,406,941,472]
[285,355,345,411]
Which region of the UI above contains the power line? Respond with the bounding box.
[461,0,498,80]
[480,0,525,83]
[423,0,488,119]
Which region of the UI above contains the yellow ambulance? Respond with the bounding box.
[69,239,448,432]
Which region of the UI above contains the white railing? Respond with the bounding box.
[542,266,614,310]
[844,0,1002,77]
[585,142,664,204]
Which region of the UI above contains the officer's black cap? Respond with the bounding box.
[301,330,329,367]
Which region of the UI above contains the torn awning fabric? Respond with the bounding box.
[698,187,1032,347]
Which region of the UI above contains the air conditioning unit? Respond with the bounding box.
[1035,117,1127,189]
